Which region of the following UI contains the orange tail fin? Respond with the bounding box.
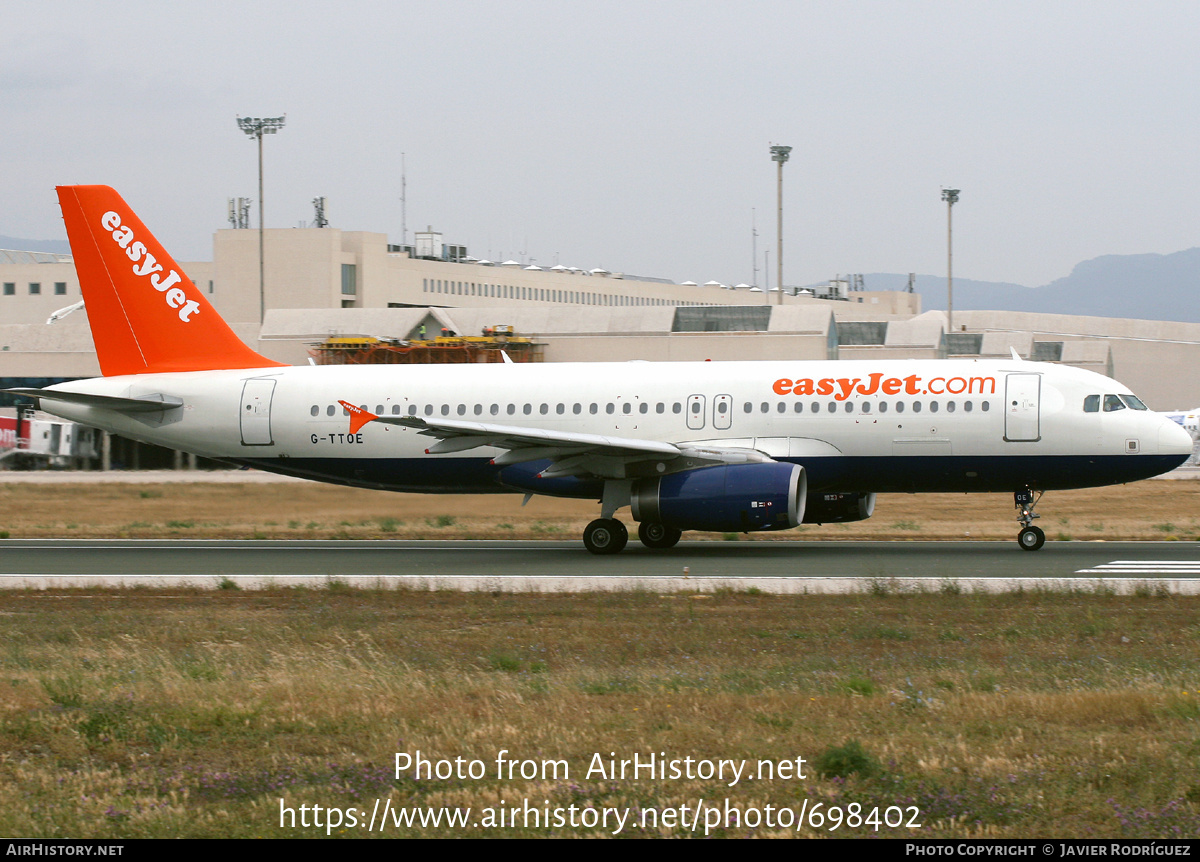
[56,185,285,376]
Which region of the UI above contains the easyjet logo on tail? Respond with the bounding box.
[100,211,201,323]
[773,372,997,401]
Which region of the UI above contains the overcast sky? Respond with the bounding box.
[3,1,1198,288]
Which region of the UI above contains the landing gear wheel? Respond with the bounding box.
[583,518,628,555]
[637,522,682,549]
[1018,525,1045,551]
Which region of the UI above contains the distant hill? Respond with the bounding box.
[862,247,1200,323]
[0,236,70,254]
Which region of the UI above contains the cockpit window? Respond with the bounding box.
[1083,395,1100,413]
[1103,394,1126,412]
[1120,394,1148,411]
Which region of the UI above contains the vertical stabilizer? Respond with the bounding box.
[56,185,285,376]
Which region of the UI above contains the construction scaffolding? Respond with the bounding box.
[309,326,544,365]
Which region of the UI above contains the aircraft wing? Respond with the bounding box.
[339,400,772,479]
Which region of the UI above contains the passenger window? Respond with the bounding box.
[639,403,648,414]
[424,404,433,416]
[474,404,483,416]
[408,405,417,416]
[606,403,615,414]
[912,401,922,413]
[718,402,728,415]
[507,404,516,415]
[375,405,384,414]
[761,402,769,413]
[672,403,682,414]
[442,405,451,416]
[778,402,787,413]
[826,402,836,413]
[1103,394,1125,412]
[794,402,804,413]
[844,402,853,413]
[878,402,888,414]
[556,403,565,415]
[1083,395,1100,413]
[623,403,632,414]
[391,405,401,415]
[590,403,598,415]
[811,402,820,413]
[457,404,466,416]
[491,404,500,416]
[540,403,549,415]
[981,401,990,412]
[929,401,939,414]
[523,404,532,415]
[964,401,973,412]
[573,403,582,415]
[946,401,955,413]
[862,402,871,414]
[896,402,905,414]
[744,402,753,413]
[656,403,665,414]
[310,405,319,416]
[326,405,336,416]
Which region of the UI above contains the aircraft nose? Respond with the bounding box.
[1159,419,1195,456]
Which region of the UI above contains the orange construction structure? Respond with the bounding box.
[309,327,544,366]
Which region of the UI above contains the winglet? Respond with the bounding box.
[339,400,377,435]
[1010,347,1022,361]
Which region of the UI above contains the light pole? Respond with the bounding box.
[941,187,959,333]
[236,115,286,324]
[770,145,792,305]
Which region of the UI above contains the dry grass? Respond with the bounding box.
[2,587,1200,838]
[0,478,1197,541]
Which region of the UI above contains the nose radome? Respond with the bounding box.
[1159,420,1195,456]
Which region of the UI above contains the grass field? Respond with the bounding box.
[1,478,1198,838]
[0,477,1197,542]
[2,586,1200,838]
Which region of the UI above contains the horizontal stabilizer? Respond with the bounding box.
[4,388,183,414]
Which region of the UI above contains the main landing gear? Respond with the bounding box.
[1014,487,1045,551]
[583,518,627,555]
[637,522,682,550]
[583,519,683,554]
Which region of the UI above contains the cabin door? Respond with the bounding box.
[1004,373,1041,442]
[240,378,276,446]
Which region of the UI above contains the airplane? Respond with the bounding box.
[1162,409,1199,442]
[7,185,1195,554]
[1162,409,1199,465]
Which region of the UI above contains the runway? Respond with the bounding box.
[1,539,1198,593]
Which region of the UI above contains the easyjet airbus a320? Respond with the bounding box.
[9,186,1194,553]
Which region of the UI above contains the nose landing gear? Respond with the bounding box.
[1015,487,1045,551]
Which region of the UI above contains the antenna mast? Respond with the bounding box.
[400,153,407,249]
[751,208,758,289]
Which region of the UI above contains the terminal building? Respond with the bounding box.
[2,220,1198,468]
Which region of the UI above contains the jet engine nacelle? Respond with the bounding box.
[802,491,877,524]
[630,462,806,533]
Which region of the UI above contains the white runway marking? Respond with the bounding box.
[6,575,1200,594]
[1075,560,1200,575]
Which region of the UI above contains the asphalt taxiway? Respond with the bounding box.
[1,539,1197,593]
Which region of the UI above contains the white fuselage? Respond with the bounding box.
[40,358,1194,497]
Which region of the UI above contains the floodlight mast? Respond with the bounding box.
[236,115,286,324]
[770,145,792,305]
[941,188,960,333]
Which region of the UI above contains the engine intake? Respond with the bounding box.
[631,462,806,533]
